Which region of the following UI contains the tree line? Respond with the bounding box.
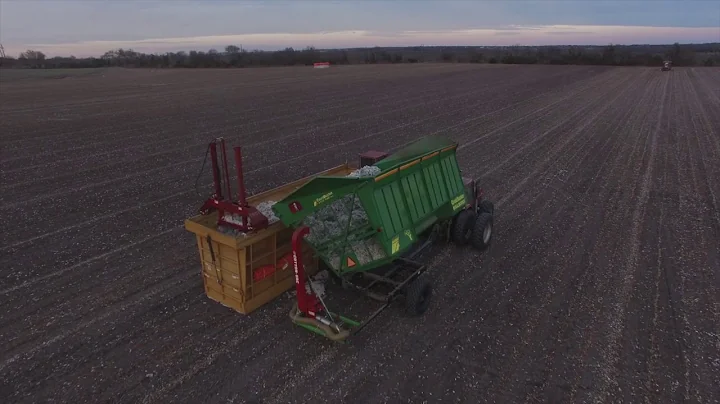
[1,42,718,69]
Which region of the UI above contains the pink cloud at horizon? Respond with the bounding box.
[5,25,719,58]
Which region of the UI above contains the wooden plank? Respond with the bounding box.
[205,278,245,302]
[201,264,242,289]
[185,163,353,315]
[205,287,246,313]
[242,276,295,313]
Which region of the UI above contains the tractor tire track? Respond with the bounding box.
[2,66,719,404]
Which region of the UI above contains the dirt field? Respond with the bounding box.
[1,64,719,404]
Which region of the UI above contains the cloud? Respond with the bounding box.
[1,0,718,57]
[546,31,597,36]
[495,26,546,31]
[494,31,524,37]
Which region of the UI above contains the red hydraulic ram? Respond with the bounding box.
[289,226,351,341]
[199,138,269,232]
[291,226,322,317]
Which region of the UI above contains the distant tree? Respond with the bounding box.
[17,49,46,68]
[669,42,681,61]
[3,42,718,70]
[340,50,350,64]
[469,52,484,63]
[650,55,665,66]
[19,49,46,61]
[665,42,698,66]
[602,44,616,65]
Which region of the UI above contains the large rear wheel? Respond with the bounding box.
[471,212,493,250]
[480,200,495,216]
[451,209,476,245]
[405,276,432,316]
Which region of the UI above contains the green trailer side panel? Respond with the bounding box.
[272,176,368,226]
[440,153,464,202]
[401,170,430,221]
[424,163,447,210]
[373,148,466,248]
[271,135,468,276]
[373,182,408,238]
[374,135,457,171]
[400,172,423,223]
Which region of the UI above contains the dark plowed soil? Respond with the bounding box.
[1,64,718,404]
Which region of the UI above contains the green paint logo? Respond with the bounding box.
[451,194,466,210]
[313,191,334,207]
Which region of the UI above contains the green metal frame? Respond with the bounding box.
[272,136,468,276]
[294,313,361,342]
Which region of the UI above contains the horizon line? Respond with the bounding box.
[4,42,719,60]
[3,25,719,58]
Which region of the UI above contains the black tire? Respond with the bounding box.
[480,200,495,216]
[427,223,441,244]
[451,209,476,245]
[471,212,493,250]
[405,276,432,316]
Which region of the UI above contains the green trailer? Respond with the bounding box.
[272,135,494,340]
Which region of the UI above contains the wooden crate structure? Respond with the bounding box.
[184,163,355,314]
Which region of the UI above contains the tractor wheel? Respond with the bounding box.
[451,209,476,245]
[405,276,432,316]
[480,200,495,216]
[427,223,442,244]
[471,212,493,250]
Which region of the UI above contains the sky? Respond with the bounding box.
[1,0,719,57]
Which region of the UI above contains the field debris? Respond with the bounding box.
[221,212,246,227]
[287,270,329,299]
[351,238,386,263]
[305,269,329,298]
[255,200,280,224]
[299,165,386,270]
[304,194,388,270]
[8,65,720,404]
[216,166,386,266]
[326,238,387,269]
[217,168,379,243]
[217,200,279,235]
[346,165,381,178]
[217,224,247,237]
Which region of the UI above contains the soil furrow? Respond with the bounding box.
[267,68,641,404]
[0,68,590,201]
[2,65,719,404]
[0,66,525,161]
